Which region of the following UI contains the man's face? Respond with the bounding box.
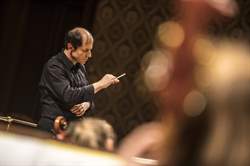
[72,41,93,65]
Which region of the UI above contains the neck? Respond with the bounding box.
[64,49,77,65]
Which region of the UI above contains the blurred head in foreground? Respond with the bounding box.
[61,118,116,152]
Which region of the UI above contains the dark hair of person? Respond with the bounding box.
[64,29,83,49]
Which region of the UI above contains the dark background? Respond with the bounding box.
[0,0,249,140]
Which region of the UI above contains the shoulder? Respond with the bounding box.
[46,53,64,68]
[47,53,62,66]
[43,55,65,75]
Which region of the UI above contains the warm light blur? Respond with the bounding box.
[193,36,216,66]
[183,90,207,117]
[195,39,250,101]
[144,50,171,92]
[157,21,185,49]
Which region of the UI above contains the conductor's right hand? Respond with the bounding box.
[99,74,119,88]
[93,74,119,93]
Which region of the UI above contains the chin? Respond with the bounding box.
[80,61,86,65]
[82,59,88,64]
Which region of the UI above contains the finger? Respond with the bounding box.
[70,108,78,113]
[70,103,82,113]
[82,102,90,111]
[111,78,119,85]
[114,78,120,83]
[111,75,117,79]
[76,108,86,117]
[72,105,83,114]
[77,106,84,114]
[75,109,82,116]
[71,107,80,113]
[77,110,86,117]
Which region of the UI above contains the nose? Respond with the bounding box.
[88,52,92,58]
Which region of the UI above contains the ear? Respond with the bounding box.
[105,138,114,151]
[56,132,66,141]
